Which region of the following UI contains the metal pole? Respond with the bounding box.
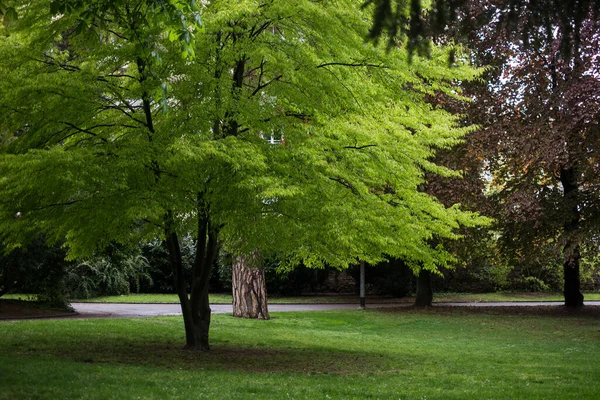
[360,260,366,309]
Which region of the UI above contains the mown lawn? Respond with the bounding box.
[1,307,599,399]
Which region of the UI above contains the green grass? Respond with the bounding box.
[1,308,599,399]
[433,292,600,302]
[4,291,600,304]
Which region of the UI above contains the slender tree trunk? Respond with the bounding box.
[414,269,433,307]
[165,228,195,347]
[232,253,269,319]
[560,167,584,307]
[137,46,217,349]
[164,199,218,351]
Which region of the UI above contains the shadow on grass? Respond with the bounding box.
[9,341,393,375]
[0,299,75,319]
[5,305,598,377]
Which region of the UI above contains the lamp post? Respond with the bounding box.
[360,260,366,309]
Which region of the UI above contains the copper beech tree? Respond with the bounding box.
[459,2,600,307]
[417,1,600,306]
[367,0,600,306]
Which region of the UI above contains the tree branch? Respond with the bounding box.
[329,177,361,196]
[251,74,283,96]
[316,61,388,69]
[344,144,377,150]
[33,55,81,72]
[249,21,272,39]
[31,200,78,212]
[60,122,109,143]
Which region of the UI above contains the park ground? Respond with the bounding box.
[6,291,600,306]
[2,291,600,319]
[1,294,599,399]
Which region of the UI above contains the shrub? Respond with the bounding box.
[65,245,152,299]
[0,234,71,308]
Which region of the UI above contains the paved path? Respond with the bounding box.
[71,300,600,318]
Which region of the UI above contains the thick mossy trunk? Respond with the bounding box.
[165,204,218,351]
[414,269,433,307]
[560,167,584,308]
[232,253,269,319]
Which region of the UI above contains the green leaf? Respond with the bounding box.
[0,0,486,278]
[49,0,61,15]
[4,6,17,21]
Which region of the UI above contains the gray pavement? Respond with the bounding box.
[70,302,400,318]
[71,300,600,318]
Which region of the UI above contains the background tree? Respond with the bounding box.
[0,234,70,307]
[231,252,269,319]
[458,1,600,307]
[0,0,486,351]
[372,0,600,305]
[364,0,600,59]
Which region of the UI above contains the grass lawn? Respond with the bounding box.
[1,307,599,399]
[434,292,600,302]
[6,291,599,304]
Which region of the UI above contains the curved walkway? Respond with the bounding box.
[71,300,600,318]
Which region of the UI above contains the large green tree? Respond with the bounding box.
[0,0,485,350]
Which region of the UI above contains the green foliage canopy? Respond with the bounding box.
[0,0,487,274]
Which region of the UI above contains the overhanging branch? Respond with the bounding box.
[344,144,377,150]
[316,61,388,69]
[329,176,361,196]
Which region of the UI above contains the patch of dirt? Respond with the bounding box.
[0,300,76,320]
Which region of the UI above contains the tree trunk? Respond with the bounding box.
[560,167,584,307]
[164,202,218,351]
[564,248,583,307]
[232,253,269,319]
[414,269,433,307]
